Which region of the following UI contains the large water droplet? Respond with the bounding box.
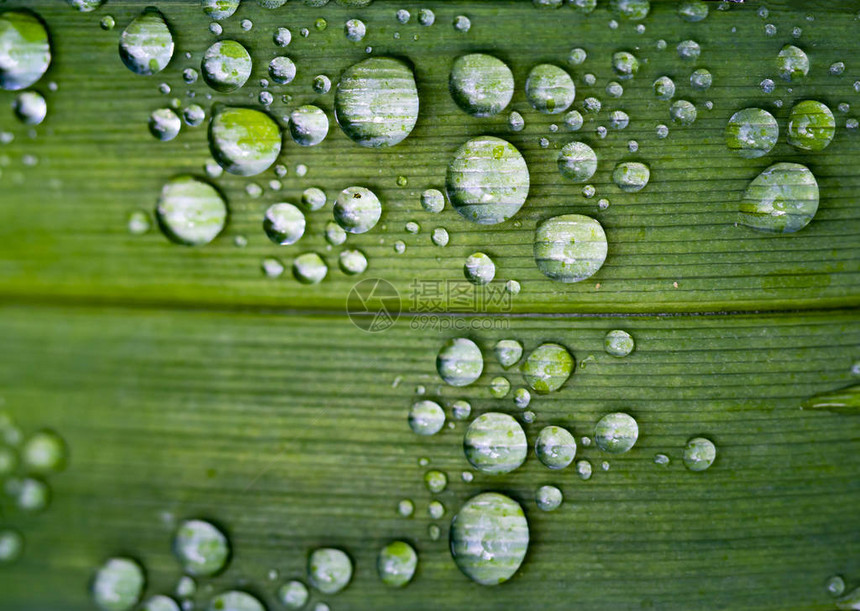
[377,541,418,588]
[449,54,514,117]
[119,8,173,76]
[534,214,607,283]
[738,162,818,233]
[308,548,353,594]
[202,0,240,21]
[436,338,483,386]
[683,437,716,471]
[209,107,281,176]
[0,10,51,91]
[787,100,835,151]
[446,136,529,225]
[156,176,227,246]
[201,40,251,92]
[725,108,778,158]
[449,492,529,585]
[335,57,419,148]
[92,558,146,611]
[463,412,527,474]
[535,425,576,469]
[776,44,809,81]
[558,141,597,182]
[594,412,638,454]
[173,519,230,577]
[521,342,574,393]
[525,64,575,114]
[206,591,264,611]
[333,186,382,233]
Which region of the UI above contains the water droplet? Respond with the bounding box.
[128,210,151,235]
[339,249,368,275]
[378,541,418,588]
[760,78,775,94]
[583,96,601,114]
[0,529,23,563]
[425,470,448,493]
[446,136,529,225]
[99,15,115,30]
[826,575,846,597]
[431,227,449,246]
[571,0,597,12]
[526,64,575,114]
[206,591,264,611]
[119,8,173,76]
[288,105,328,147]
[670,100,697,125]
[494,339,523,369]
[557,141,597,182]
[409,400,445,435]
[183,104,205,127]
[92,558,145,611]
[777,45,809,81]
[263,203,305,246]
[292,253,328,284]
[535,425,576,470]
[0,11,50,92]
[787,100,835,151]
[344,18,366,42]
[535,485,563,512]
[564,110,583,131]
[676,39,700,61]
[417,8,435,26]
[690,68,712,90]
[612,161,650,192]
[333,186,382,234]
[173,520,229,577]
[201,40,251,92]
[513,387,531,409]
[209,107,281,176]
[277,581,309,609]
[654,453,670,466]
[568,48,587,67]
[209,23,223,35]
[176,576,195,599]
[149,108,181,141]
[594,412,639,454]
[156,176,227,246]
[678,0,708,22]
[683,437,716,471]
[21,430,66,474]
[437,338,483,387]
[12,90,46,126]
[202,0,240,20]
[576,459,592,480]
[269,56,296,85]
[297,187,325,212]
[397,498,415,517]
[312,74,331,94]
[610,0,650,20]
[453,15,471,32]
[396,9,411,24]
[507,111,525,132]
[450,492,529,585]
[534,214,607,283]
[489,376,510,398]
[449,54,514,117]
[308,548,352,594]
[521,342,574,394]
[262,257,285,279]
[419,188,444,214]
[141,596,179,611]
[604,329,634,357]
[429,500,446,519]
[335,57,419,148]
[463,413,526,474]
[464,252,495,285]
[611,51,639,80]
[739,162,818,233]
[725,108,778,158]
[802,384,860,414]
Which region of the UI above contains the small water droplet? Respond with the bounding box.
[0,529,23,564]
[173,520,229,577]
[489,376,510,398]
[535,485,563,512]
[344,18,367,42]
[725,108,778,158]
[558,141,597,182]
[683,437,716,471]
[201,40,251,92]
[535,425,576,470]
[431,227,449,246]
[207,591,264,611]
[669,100,697,125]
[149,108,181,141]
[397,498,415,517]
[604,330,634,357]
[202,0,240,20]
[825,575,846,597]
[464,252,495,285]
[777,45,808,81]
[654,453,670,466]
[677,39,700,61]
[453,15,471,32]
[156,176,227,246]
[277,580,309,609]
[92,557,145,611]
[576,459,592,480]
[308,548,352,594]
[13,91,46,125]
[293,253,328,284]
[409,400,445,435]
[378,541,418,588]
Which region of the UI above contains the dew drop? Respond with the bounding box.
[378,541,418,588]
[521,342,574,394]
[277,581,309,609]
[678,0,708,22]
[738,162,818,233]
[149,108,181,141]
[156,176,227,246]
[264,203,305,246]
[201,41,251,92]
[206,591,264,611]
[333,186,382,234]
[141,596,179,611]
[507,111,525,132]
[594,412,638,454]
[787,100,835,151]
[463,413,526,474]
[725,108,778,158]
[308,548,353,594]
[776,45,809,81]
[535,425,576,470]
[202,0,240,21]
[604,329,634,357]
[92,558,145,611]
[302,187,327,211]
[397,498,415,517]
[431,227,449,246]
[13,91,46,125]
[446,136,529,224]
[344,18,366,42]
[610,0,650,20]
[683,437,716,471]
[289,105,329,147]
[409,400,445,435]
[535,485,563,512]
[558,141,597,182]
[425,469,448,493]
[420,188,445,213]
[677,39,700,61]
[173,520,229,577]
[449,492,529,585]
[826,575,846,597]
[339,249,368,275]
[576,459,592,480]
[335,57,419,148]
[449,54,514,117]
[690,68,712,90]
[494,339,523,369]
[21,430,66,474]
[119,8,173,76]
[669,100,697,125]
[209,107,281,176]
[464,252,495,285]
[526,64,575,114]
[613,161,650,192]
[0,529,23,564]
[269,56,296,84]
[293,253,328,284]
[437,338,483,386]
[451,399,472,421]
[611,51,639,80]
[534,214,607,283]
[514,387,531,409]
[654,453,670,466]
